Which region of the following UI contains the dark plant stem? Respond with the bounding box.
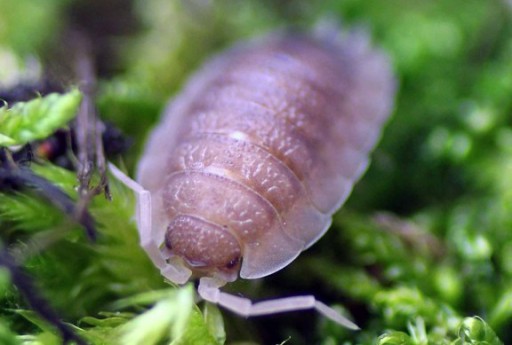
[0,249,88,345]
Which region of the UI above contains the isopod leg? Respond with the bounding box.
[109,163,192,284]
[198,277,359,330]
[108,163,165,268]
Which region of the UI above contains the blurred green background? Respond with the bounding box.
[1,0,512,344]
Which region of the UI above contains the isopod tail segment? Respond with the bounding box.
[108,163,359,330]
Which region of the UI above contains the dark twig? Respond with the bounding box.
[71,31,112,227]
[0,150,94,344]
[0,152,97,241]
[0,249,88,345]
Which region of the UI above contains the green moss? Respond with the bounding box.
[0,90,82,146]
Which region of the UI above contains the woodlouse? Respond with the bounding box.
[110,26,395,328]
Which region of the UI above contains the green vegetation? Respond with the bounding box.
[0,90,81,146]
[1,0,512,344]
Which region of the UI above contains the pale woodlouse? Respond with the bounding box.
[110,26,395,328]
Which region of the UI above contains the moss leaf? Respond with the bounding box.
[0,89,82,146]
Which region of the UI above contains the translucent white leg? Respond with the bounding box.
[108,163,161,263]
[198,277,359,330]
[108,163,191,284]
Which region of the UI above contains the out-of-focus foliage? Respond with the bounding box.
[0,90,81,146]
[0,0,67,87]
[0,0,67,55]
[0,0,512,344]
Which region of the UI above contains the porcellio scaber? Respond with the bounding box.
[111,27,395,328]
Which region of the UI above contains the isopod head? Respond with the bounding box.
[164,215,242,281]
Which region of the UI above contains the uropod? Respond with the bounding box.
[110,26,395,328]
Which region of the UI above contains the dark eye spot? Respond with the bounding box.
[225,256,240,269]
[164,235,172,250]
